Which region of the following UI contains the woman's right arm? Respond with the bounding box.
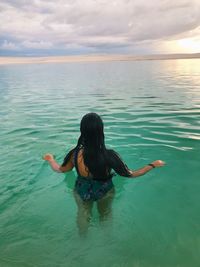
[108,150,165,178]
[130,160,165,178]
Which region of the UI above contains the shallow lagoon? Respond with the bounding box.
[0,59,200,267]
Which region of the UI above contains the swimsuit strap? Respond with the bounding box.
[74,147,81,176]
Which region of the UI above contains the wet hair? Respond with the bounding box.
[62,113,131,179]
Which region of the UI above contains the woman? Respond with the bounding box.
[43,113,165,235]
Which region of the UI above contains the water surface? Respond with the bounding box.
[0,59,200,267]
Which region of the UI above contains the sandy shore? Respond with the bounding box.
[0,53,200,65]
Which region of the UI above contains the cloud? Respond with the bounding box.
[22,40,53,49]
[0,0,199,55]
[0,40,19,50]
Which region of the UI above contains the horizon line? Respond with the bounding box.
[0,52,200,65]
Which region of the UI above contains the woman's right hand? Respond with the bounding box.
[43,153,54,162]
[151,160,165,167]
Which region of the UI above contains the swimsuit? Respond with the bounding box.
[75,176,113,201]
[73,148,114,201]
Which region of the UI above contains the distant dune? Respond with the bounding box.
[0,53,200,65]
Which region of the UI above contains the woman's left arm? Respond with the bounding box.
[43,153,74,173]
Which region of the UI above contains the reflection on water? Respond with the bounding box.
[0,59,200,267]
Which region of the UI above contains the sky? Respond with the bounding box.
[0,0,200,56]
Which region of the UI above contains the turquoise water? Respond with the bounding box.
[0,59,200,267]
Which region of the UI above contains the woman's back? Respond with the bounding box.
[73,146,132,180]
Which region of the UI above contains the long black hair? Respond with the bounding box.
[62,113,131,179]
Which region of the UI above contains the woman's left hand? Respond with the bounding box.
[43,153,54,161]
[151,160,165,167]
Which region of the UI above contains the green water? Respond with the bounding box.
[0,59,200,267]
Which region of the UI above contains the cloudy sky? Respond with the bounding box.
[0,0,200,56]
